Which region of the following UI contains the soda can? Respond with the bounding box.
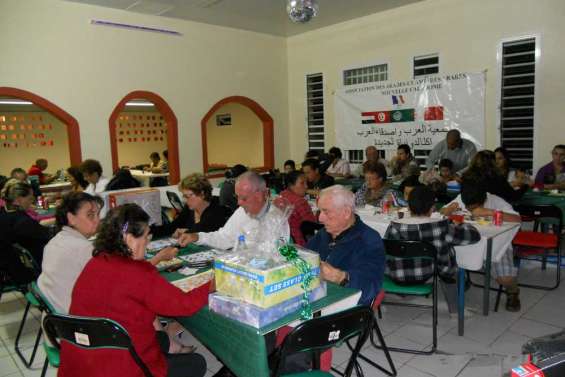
[43,197,49,210]
[493,210,503,226]
[37,195,44,208]
[382,200,390,215]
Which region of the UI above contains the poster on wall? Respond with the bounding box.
[334,72,485,153]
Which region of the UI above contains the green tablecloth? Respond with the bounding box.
[159,244,359,377]
[517,190,565,222]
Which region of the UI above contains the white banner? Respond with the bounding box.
[334,72,485,153]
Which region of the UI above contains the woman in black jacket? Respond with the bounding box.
[0,179,52,270]
[151,174,230,239]
[462,150,528,204]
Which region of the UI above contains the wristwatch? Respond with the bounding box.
[340,271,350,286]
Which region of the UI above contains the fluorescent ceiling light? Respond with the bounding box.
[0,100,33,105]
[125,101,155,107]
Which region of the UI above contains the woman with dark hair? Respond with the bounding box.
[38,192,104,313]
[389,144,419,180]
[354,161,397,207]
[326,146,351,177]
[462,150,528,203]
[80,159,110,195]
[279,171,317,246]
[60,204,210,377]
[106,168,141,191]
[0,179,52,266]
[494,147,532,188]
[66,166,88,192]
[152,174,230,239]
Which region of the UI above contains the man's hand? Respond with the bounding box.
[149,246,179,266]
[320,261,347,284]
[470,207,493,218]
[178,233,198,247]
[172,228,188,238]
[440,202,460,216]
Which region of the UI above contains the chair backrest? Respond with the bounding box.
[10,244,41,284]
[29,281,57,314]
[166,191,184,212]
[272,306,373,377]
[383,239,438,261]
[43,313,153,377]
[515,204,563,232]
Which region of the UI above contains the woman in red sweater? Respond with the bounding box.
[60,203,211,377]
[279,171,317,246]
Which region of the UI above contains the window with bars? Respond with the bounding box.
[346,149,364,164]
[343,64,388,86]
[306,73,325,152]
[413,53,439,78]
[500,38,536,171]
[413,149,431,171]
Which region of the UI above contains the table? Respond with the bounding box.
[130,169,169,187]
[39,181,72,194]
[357,209,520,335]
[160,245,361,377]
[517,190,565,222]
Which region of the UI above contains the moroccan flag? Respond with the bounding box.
[424,106,444,121]
[390,109,415,122]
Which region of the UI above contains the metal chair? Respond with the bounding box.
[381,239,439,354]
[271,306,373,377]
[42,313,154,377]
[513,204,563,290]
[166,190,184,212]
[12,245,44,368]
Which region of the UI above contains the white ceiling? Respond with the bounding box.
[63,0,423,36]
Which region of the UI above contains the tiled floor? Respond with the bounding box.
[1,260,563,377]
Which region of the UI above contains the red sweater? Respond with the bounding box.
[28,165,46,184]
[59,253,209,377]
[280,189,317,246]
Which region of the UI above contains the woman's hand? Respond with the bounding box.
[149,246,179,265]
[173,228,188,238]
[178,233,198,247]
[440,202,460,216]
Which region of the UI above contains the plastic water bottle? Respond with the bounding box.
[233,234,247,252]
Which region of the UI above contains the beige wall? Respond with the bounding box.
[206,103,263,168]
[0,0,289,175]
[0,111,70,174]
[287,0,565,171]
[115,111,168,168]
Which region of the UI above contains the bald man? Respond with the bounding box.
[178,171,289,249]
[354,146,386,177]
[425,129,477,176]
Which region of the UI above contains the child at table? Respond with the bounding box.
[385,186,480,314]
[440,181,522,311]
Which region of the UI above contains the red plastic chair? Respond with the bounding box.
[513,204,563,290]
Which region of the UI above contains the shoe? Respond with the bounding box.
[506,290,521,312]
[212,366,236,377]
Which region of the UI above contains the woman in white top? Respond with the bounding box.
[494,147,532,188]
[326,146,351,177]
[79,159,110,195]
[38,192,104,313]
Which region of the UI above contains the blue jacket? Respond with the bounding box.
[307,216,385,306]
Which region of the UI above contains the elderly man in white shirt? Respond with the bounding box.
[178,171,289,249]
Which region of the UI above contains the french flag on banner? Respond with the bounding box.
[424,106,444,121]
[391,95,406,105]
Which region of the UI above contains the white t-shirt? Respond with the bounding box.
[446,192,518,216]
[84,176,110,195]
[326,159,351,176]
[38,226,94,313]
[197,201,290,250]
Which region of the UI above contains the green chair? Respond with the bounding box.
[271,306,373,377]
[42,313,154,377]
[12,245,44,368]
[381,239,439,354]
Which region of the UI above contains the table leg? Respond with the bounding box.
[483,238,493,316]
[457,268,465,336]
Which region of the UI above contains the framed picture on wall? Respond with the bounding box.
[216,113,231,127]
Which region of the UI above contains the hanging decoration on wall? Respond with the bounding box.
[287,0,319,23]
[0,113,56,149]
[116,111,167,143]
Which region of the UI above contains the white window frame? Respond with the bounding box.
[305,72,325,152]
[495,33,541,172]
[339,59,391,87]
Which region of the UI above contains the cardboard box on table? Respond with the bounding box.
[209,282,327,328]
[106,188,162,225]
[214,247,321,309]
